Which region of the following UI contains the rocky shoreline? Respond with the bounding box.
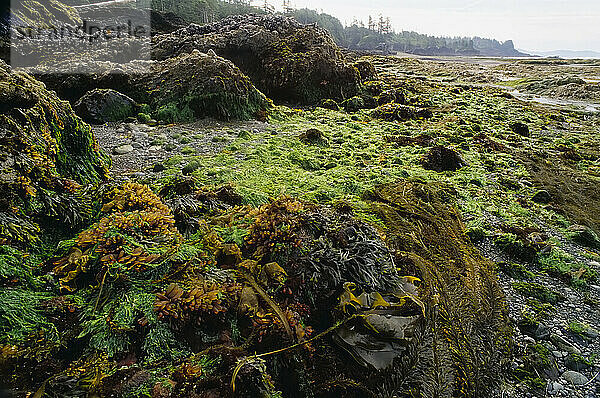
[0,4,599,398]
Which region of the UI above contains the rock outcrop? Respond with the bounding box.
[153,14,362,104]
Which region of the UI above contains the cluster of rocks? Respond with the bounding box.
[152,14,363,104]
[33,50,270,122]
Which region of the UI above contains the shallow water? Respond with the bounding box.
[511,89,600,113]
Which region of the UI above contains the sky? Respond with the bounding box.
[259,0,600,52]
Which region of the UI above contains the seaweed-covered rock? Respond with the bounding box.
[34,50,270,121]
[152,14,362,104]
[353,59,378,81]
[0,60,109,246]
[319,98,341,111]
[341,96,365,112]
[299,128,328,146]
[74,89,136,124]
[371,102,432,122]
[137,50,269,121]
[510,122,530,137]
[421,146,467,172]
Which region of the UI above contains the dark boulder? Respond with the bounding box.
[421,146,467,172]
[152,14,362,104]
[353,59,378,81]
[532,190,552,204]
[74,89,137,124]
[510,122,530,137]
[298,128,328,146]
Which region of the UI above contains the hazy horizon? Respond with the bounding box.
[257,0,600,53]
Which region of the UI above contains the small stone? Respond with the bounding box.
[510,122,530,137]
[551,381,565,393]
[148,145,162,152]
[132,142,143,149]
[523,336,536,345]
[553,351,563,358]
[561,370,588,386]
[133,132,149,141]
[113,144,133,155]
[550,334,581,355]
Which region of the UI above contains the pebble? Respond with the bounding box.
[148,145,162,152]
[550,381,565,394]
[550,334,581,355]
[113,144,133,155]
[523,336,536,345]
[561,370,588,386]
[133,132,149,141]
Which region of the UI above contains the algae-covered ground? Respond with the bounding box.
[90,55,600,397]
[1,54,600,397]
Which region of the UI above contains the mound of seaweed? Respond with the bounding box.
[364,180,510,397]
[152,14,362,104]
[0,184,411,397]
[0,60,109,247]
[34,50,271,121]
[519,151,600,235]
[0,177,510,397]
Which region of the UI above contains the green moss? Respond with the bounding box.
[494,233,537,262]
[137,113,152,124]
[498,262,535,280]
[513,281,562,304]
[538,248,597,285]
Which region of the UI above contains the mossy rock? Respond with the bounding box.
[319,98,340,111]
[341,96,365,112]
[136,50,270,121]
[153,15,362,104]
[0,61,109,247]
[353,59,378,81]
[421,146,466,172]
[74,89,136,124]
